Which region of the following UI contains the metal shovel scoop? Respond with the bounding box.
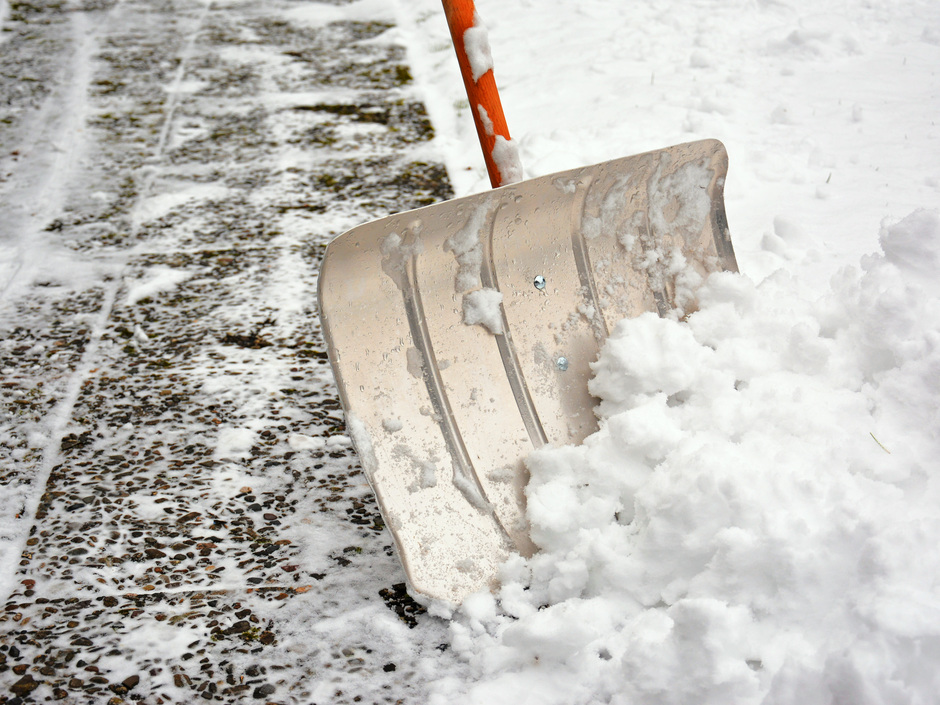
[318,0,738,605]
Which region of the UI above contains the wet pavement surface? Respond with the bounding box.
[0,0,457,702]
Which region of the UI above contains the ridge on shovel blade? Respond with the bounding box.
[318,138,738,605]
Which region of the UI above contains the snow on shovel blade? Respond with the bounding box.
[318,139,738,605]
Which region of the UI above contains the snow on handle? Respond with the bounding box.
[441,0,522,187]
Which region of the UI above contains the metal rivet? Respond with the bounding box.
[533,275,546,290]
[556,356,569,371]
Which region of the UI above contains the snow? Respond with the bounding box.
[382,417,404,433]
[380,229,425,290]
[490,134,523,185]
[1,0,938,700]
[427,209,940,705]
[346,412,378,476]
[445,199,490,292]
[0,7,105,306]
[476,104,494,135]
[443,199,509,334]
[124,266,194,306]
[283,0,395,28]
[462,287,504,335]
[463,13,494,82]
[393,0,940,702]
[134,184,229,226]
[214,426,257,460]
[288,433,328,451]
[397,0,939,286]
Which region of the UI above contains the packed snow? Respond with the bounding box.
[392,0,940,702]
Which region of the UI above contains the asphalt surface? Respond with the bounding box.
[0,0,458,702]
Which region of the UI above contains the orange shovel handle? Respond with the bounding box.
[441,0,513,188]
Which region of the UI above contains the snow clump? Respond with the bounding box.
[463,287,504,335]
[463,13,494,82]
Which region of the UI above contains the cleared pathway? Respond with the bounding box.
[0,0,459,702]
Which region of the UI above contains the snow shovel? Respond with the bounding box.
[318,0,738,605]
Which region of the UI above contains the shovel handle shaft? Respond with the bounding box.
[441,0,513,188]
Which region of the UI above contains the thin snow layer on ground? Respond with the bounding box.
[429,209,940,705]
[284,0,394,28]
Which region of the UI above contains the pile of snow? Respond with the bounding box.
[392,0,940,698]
[429,209,940,704]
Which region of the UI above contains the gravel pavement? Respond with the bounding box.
[0,0,459,702]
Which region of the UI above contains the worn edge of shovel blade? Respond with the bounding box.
[317,138,737,604]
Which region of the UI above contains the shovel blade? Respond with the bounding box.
[318,139,737,604]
